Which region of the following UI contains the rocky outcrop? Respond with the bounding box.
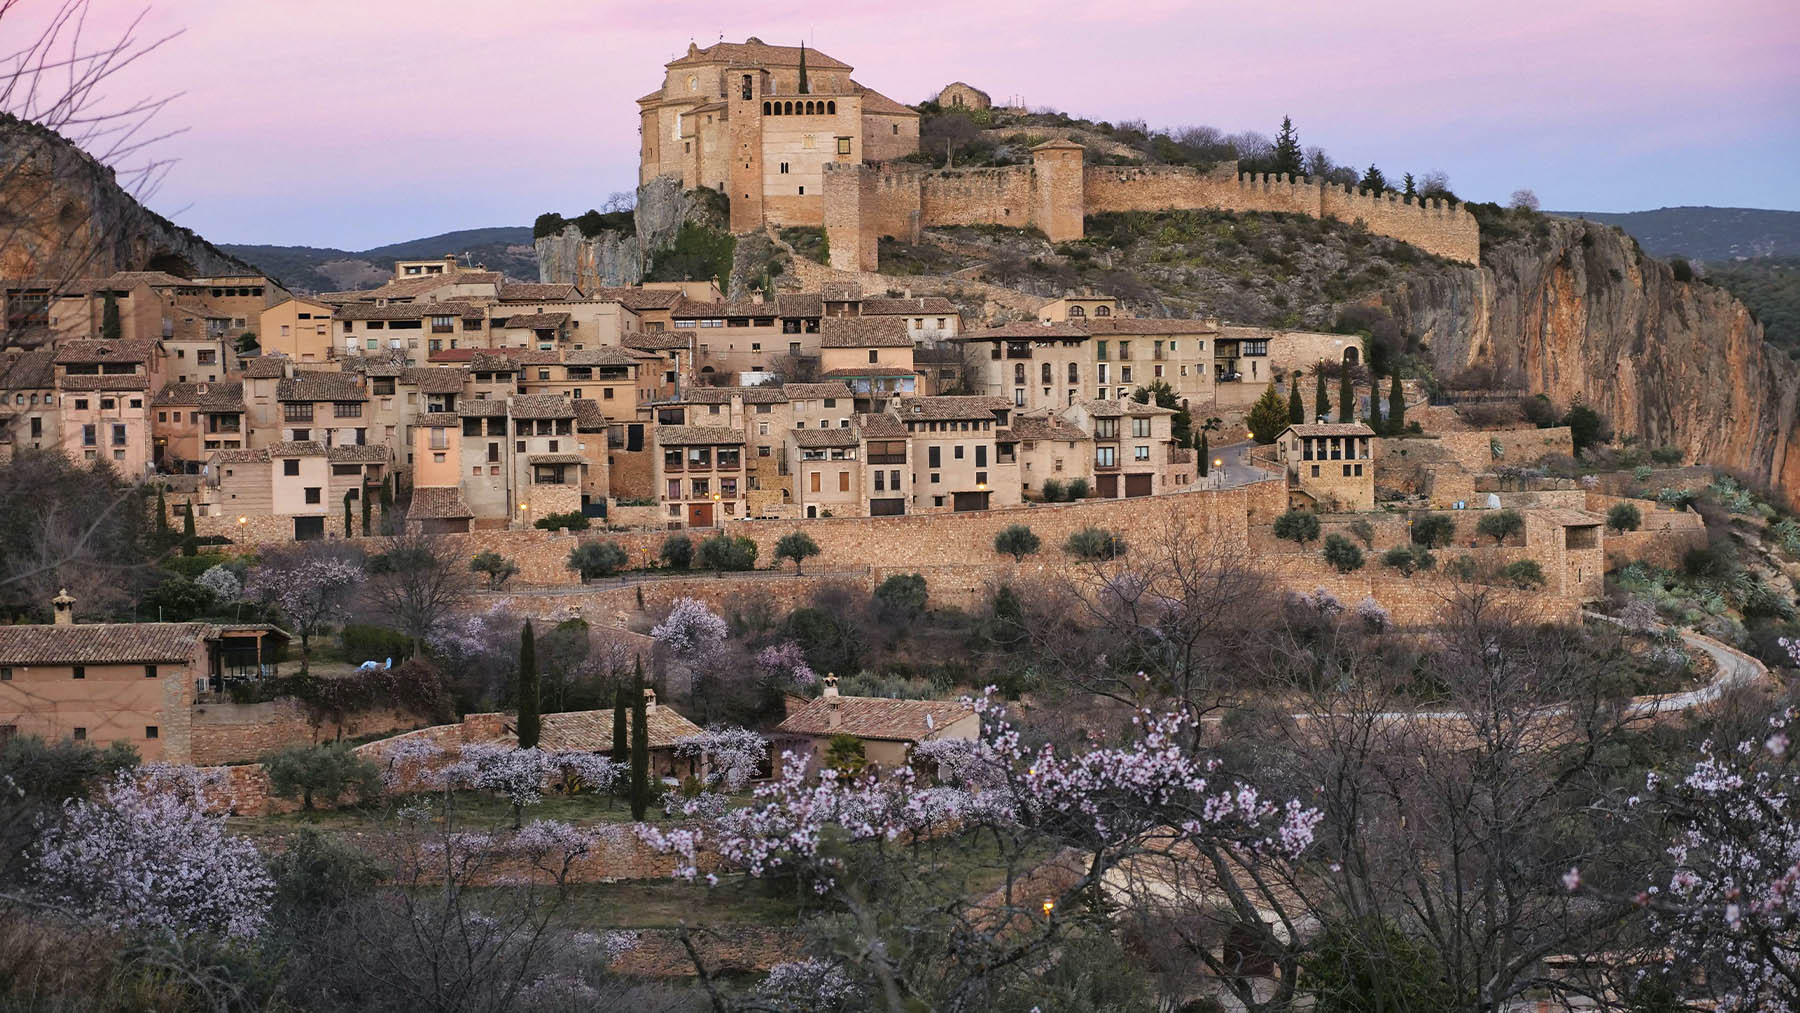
[536,175,727,290]
[1383,216,1800,502]
[0,113,260,280]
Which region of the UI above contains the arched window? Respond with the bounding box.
[763,102,772,115]
[1094,305,1111,317]
[1013,363,1026,384]
[1343,347,1359,365]
[1068,362,1079,383]
[827,100,835,114]
[810,101,819,114]
[784,101,793,115]
[1040,362,1052,384]
[1068,305,1085,317]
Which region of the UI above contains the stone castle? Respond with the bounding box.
[637,40,1481,270]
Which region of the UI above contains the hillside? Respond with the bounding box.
[220,226,536,294]
[1551,206,1800,261]
[1704,256,1800,358]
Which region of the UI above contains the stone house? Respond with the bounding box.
[0,348,58,454]
[1007,409,1094,499]
[1064,398,1182,499]
[774,678,977,776]
[0,592,286,763]
[654,424,747,529]
[151,380,246,472]
[274,370,369,447]
[55,339,162,478]
[818,316,917,411]
[1275,423,1376,512]
[789,426,862,518]
[935,81,991,111]
[258,297,337,363]
[894,395,1021,513]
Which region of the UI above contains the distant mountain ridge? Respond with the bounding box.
[1550,206,1800,261]
[220,227,536,294]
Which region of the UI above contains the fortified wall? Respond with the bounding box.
[823,145,1480,272]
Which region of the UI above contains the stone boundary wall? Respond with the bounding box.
[1376,427,1575,475]
[188,698,422,766]
[824,156,1480,272]
[610,926,805,977]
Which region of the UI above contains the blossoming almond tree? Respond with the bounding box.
[641,692,1320,1008]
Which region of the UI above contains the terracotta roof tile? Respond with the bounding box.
[683,385,787,404]
[334,300,483,321]
[468,351,521,372]
[777,694,972,742]
[0,349,56,390]
[212,447,270,464]
[853,84,918,118]
[240,357,288,378]
[54,340,158,364]
[327,444,391,463]
[59,374,149,391]
[623,333,692,351]
[0,621,216,665]
[1008,412,1089,441]
[278,372,365,402]
[792,428,859,448]
[590,287,683,311]
[573,399,608,431]
[497,283,581,301]
[820,316,910,347]
[268,440,327,456]
[819,366,918,379]
[499,312,570,330]
[966,322,1088,340]
[858,296,958,316]
[780,382,853,401]
[153,381,245,410]
[895,396,1011,420]
[1078,398,1173,418]
[855,412,908,438]
[562,347,640,367]
[458,398,510,417]
[774,293,822,318]
[408,487,473,519]
[400,367,468,394]
[1283,423,1376,438]
[669,39,851,71]
[1081,317,1216,335]
[527,452,587,465]
[657,424,744,446]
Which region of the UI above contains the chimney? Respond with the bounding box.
[823,674,841,729]
[444,254,458,272]
[52,588,76,625]
[750,288,764,305]
[821,673,839,697]
[643,687,657,711]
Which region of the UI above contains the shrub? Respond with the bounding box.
[1650,446,1684,466]
[1381,545,1435,576]
[1445,554,1479,581]
[1064,477,1091,500]
[568,540,629,580]
[872,573,928,625]
[697,533,758,573]
[470,550,518,590]
[1562,404,1610,453]
[1038,478,1065,502]
[1607,502,1643,533]
[1411,513,1455,548]
[660,534,693,570]
[1303,916,1455,1013]
[1273,509,1321,546]
[533,511,589,531]
[1476,509,1525,545]
[1501,559,1546,589]
[1348,518,1376,548]
[1322,534,1365,573]
[263,742,380,811]
[1520,393,1559,428]
[824,733,867,776]
[341,623,412,663]
[1064,526,1127,561]
[774,531,821,574]
[994,523,1041,561]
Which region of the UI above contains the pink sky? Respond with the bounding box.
[28,0,1800,248]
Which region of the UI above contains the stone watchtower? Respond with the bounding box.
[1030,140,1085,243]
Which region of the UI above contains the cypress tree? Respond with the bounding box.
[612,686,629,760]
[1198,430,1210,478]
[155,487,169,537]
[1338,370,1355,423]
[343,491,353,538]
[181,500,197,556]
[1388,374,1406,434]
[630,657,650,821]
[797,43,809,95]
[360,478,372,536]
[1272,115,1303,177]
[1315,370,1331,422]
[1287,376,1305,424]
[101,293,121,340]
[517,620,540,748]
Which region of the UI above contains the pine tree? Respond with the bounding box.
[797,43,809,95]
[1388,374,1406,434]
[1338,370,1355,423]
[611,686,629,761]
[101,293,122,339]
[630,657,650,821]
[181,500,197,556]
[1359,164,1387,192]
[1246,382,1289,444]
[1315,370,1331,422]
[1402,172,1417,199]
[516,620,540,748]
[1287,376,1305,424]
[1272,115,1303,177]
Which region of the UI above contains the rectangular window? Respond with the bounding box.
[72,666,85,680]
[1135,445,1149,460]
[975,445,987,467]
[1096,446,1116,468]
[928,446,941,468]
[304,487,321,504]
[284,458,300,476]
[1310,464,1320,478]
[0,667,10,681]
[1132,418,1150,438]
[73,727,86,740]
[838,471,850,492]
[146,726,159,739]
[82,424,96,446]
[837,137,852,155]
[1354,463,1364,476]
[334,402,362,418]
[144,665,157,679]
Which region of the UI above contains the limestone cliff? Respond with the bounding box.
[1383,216,1800,500]
[536,175,726,290]
[0,113,260,280]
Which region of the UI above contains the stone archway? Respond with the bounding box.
[1342,346,1360,366]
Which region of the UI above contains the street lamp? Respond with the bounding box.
[236,515,247,526]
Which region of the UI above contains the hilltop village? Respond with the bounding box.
[1,35,1793,1012]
